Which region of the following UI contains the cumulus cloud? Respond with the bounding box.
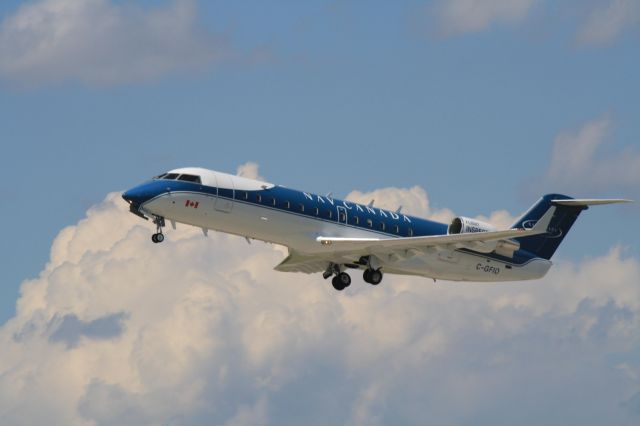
[543,115,640,194]
[0,181,638,424]
[577,0,640,46]
[347,185,454,222]
[236,162,265,181]
[0,0,220,86]
[431,0,537,36]
[346,186,516,228]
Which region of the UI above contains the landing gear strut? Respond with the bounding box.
[151,216,165,243]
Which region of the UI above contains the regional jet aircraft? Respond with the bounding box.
[122,167,631,290]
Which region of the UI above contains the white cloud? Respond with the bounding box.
[0,0,220,86]
[0,181,638,424]
[236,162,265,181]
[578,0,640,46]
[544,115,640,193]
[346,185,455,222]
[431,0,537,36]
[346,186,516,228]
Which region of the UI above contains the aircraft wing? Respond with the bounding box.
[317,205,556,252]
[274,207,556,273]
[316,228,535,252]
[274,228,541,274]
[274,251,331,274]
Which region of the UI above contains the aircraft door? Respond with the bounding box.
[337,205,348,224]
[214,174,234,213]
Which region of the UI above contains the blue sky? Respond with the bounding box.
[2,1,637,321]
[0,1,639,423]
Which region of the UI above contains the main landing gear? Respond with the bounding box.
[151,216,165,244]
[324,263,352,291]
[323,263,384,291]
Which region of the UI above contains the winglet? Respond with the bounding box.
[531,206,556,233]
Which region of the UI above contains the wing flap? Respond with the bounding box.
[274,251,329,274]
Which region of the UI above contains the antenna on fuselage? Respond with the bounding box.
[395,206,403,214]
[367,199,375,207]
[326,192,333,198]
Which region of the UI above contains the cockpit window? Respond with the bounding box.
[164,173,179,180]
[177,174,201,183]
[153,173,168,180]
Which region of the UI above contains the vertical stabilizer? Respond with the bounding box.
[511,194,587,260]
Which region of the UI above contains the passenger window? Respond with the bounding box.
[285,201,291,209]
[395,225,400,234]
[244,192,249,200]
[408,228,414,237]
[366,219,373,228]
[354,216,359,225]
[257,195,262,203]
[380,222,385,231]
[339,212,346,222]
[271,198,276,206]
[327,210,333,219]
[314,207,319,216]
[299,204,305,212]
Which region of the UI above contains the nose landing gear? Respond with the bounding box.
[151,216,165,244]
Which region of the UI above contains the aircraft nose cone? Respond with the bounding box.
[122,184,156,206]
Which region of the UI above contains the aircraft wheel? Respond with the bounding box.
[363,269,372,283]
[155,233,164,243]
[368,269,383,285]
[338,272,351,287]
[332,273,351,291]
[151,234,158,243]
[331,276,344,291]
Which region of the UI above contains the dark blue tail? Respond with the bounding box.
[511,194,588,260]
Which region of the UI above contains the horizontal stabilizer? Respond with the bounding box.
[551,199,633,206]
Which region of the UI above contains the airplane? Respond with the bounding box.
[122,167,632,291]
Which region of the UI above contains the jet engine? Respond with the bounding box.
[447,217,496,235]
[447,216,520,256]
[447,217,498,253]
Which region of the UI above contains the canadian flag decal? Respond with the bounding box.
[185,200,199,209]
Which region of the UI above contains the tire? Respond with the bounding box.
[156,233,165,243]
[151,234,158,243]
[338,272,351,287]
[331,276,345,291]
[369,269,383,285]
[363,269,371,283]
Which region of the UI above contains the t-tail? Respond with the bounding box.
[511,194,632,260]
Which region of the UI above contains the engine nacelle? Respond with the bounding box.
[448,217,496,235]
[447,217,520,256]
